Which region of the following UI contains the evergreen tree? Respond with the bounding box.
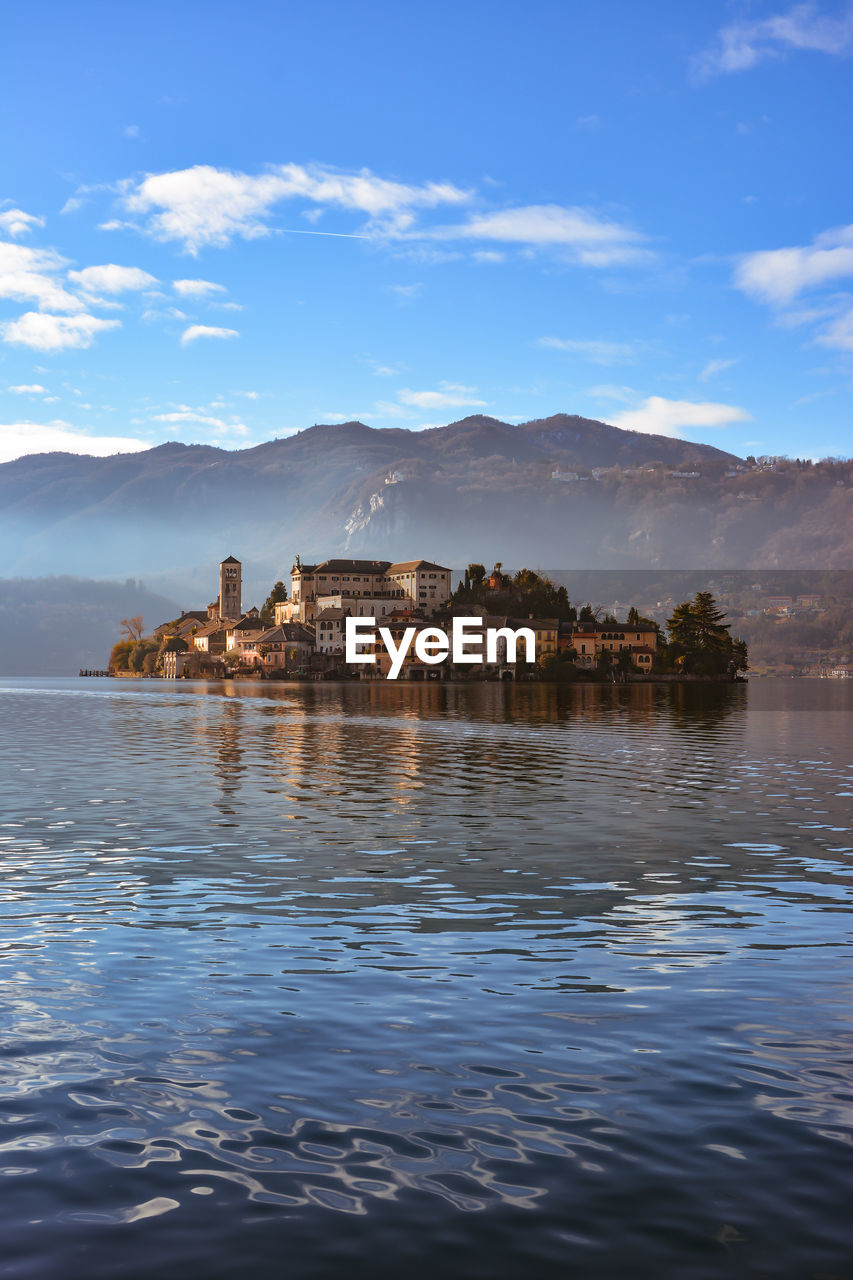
[260,580,288,625]
[666,592,748,677]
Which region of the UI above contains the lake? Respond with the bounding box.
[1,677,852,1279]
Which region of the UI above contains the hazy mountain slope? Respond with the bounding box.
[1,416,850,597]
[0,577,182,675]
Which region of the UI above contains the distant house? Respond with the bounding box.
[225,612,266,655]
[570,621,658,668]
[191,620,228,654]
[241,623,314,671]
[509,617,558,659]
[314,606,351,655]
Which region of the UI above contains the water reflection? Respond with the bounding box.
[0,677,851,1279]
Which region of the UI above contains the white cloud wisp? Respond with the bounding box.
[180,324,239,345]
[609,395,751,438]
[0,420,147,463]
[694,3,853,78]
[1,311,120,351]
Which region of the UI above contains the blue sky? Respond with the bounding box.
[1,0,852,462]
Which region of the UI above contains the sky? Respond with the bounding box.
[1,0,852,464]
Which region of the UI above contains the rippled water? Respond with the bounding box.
[1,677,852,1279]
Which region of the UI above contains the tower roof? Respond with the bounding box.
[221,555,240,565]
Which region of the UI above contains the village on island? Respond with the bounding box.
[105,554,750,682]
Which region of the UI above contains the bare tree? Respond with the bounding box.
[120,615,145,642]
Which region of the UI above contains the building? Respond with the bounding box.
[191,620,227,655]
[570,620,658,668]
[224,610,266,655]
[314,606,351,655]
[240,624,314,671]
[283,557,452,623]
[509,617,558,659]
[218,556,242,620]
[388,560,453,612]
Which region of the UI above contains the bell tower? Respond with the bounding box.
[219,555,242,620]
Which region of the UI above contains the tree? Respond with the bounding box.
[596,648,614,680]
[666,592,748,678]
[468,563,486,585]
[615,648,634,682]
[120,615,145,642]
[260,581,288,626]
[128,639,159,672]
[539,650,580,683]
[578,603,596,627]
[109,639,134,671]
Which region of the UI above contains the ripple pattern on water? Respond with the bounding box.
[0,677,852,1278]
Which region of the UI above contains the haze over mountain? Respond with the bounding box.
[2,414,851,605]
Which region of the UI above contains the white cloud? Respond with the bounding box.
[141,305,188,324]
[1,311,120,351]
[693,3,853,78]
[173,277,227,298]
[815,306,853,350]
[397,383,487,410]
[587,384,639,403]
[388,282,423,302]
[735,225,853,304]
[473,250,506,263]
[609,395,751,437]
[240,389,259,398]
[0,420,147,463]
[428,204,650,265]
[152,409,248,436]
[699,358,738,381]
[180,324,239,345]
[118,163,470,252]
[67,264,158,294]
[8,383,47,394]
[0,208,45,237]
[124,124,142,139]
[0,242,82,312]
[539,336,639,364]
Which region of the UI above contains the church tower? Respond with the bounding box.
[219,556,242,620]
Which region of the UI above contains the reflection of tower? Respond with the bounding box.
[219,556,242,620]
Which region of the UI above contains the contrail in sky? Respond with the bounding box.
[280,227,370,238]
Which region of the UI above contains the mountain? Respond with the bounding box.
[1,414,850,603]
[0,576,181,675]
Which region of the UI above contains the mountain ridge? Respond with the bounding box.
[2,412,850,593]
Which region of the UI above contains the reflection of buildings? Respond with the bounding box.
[211,697,246,822]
